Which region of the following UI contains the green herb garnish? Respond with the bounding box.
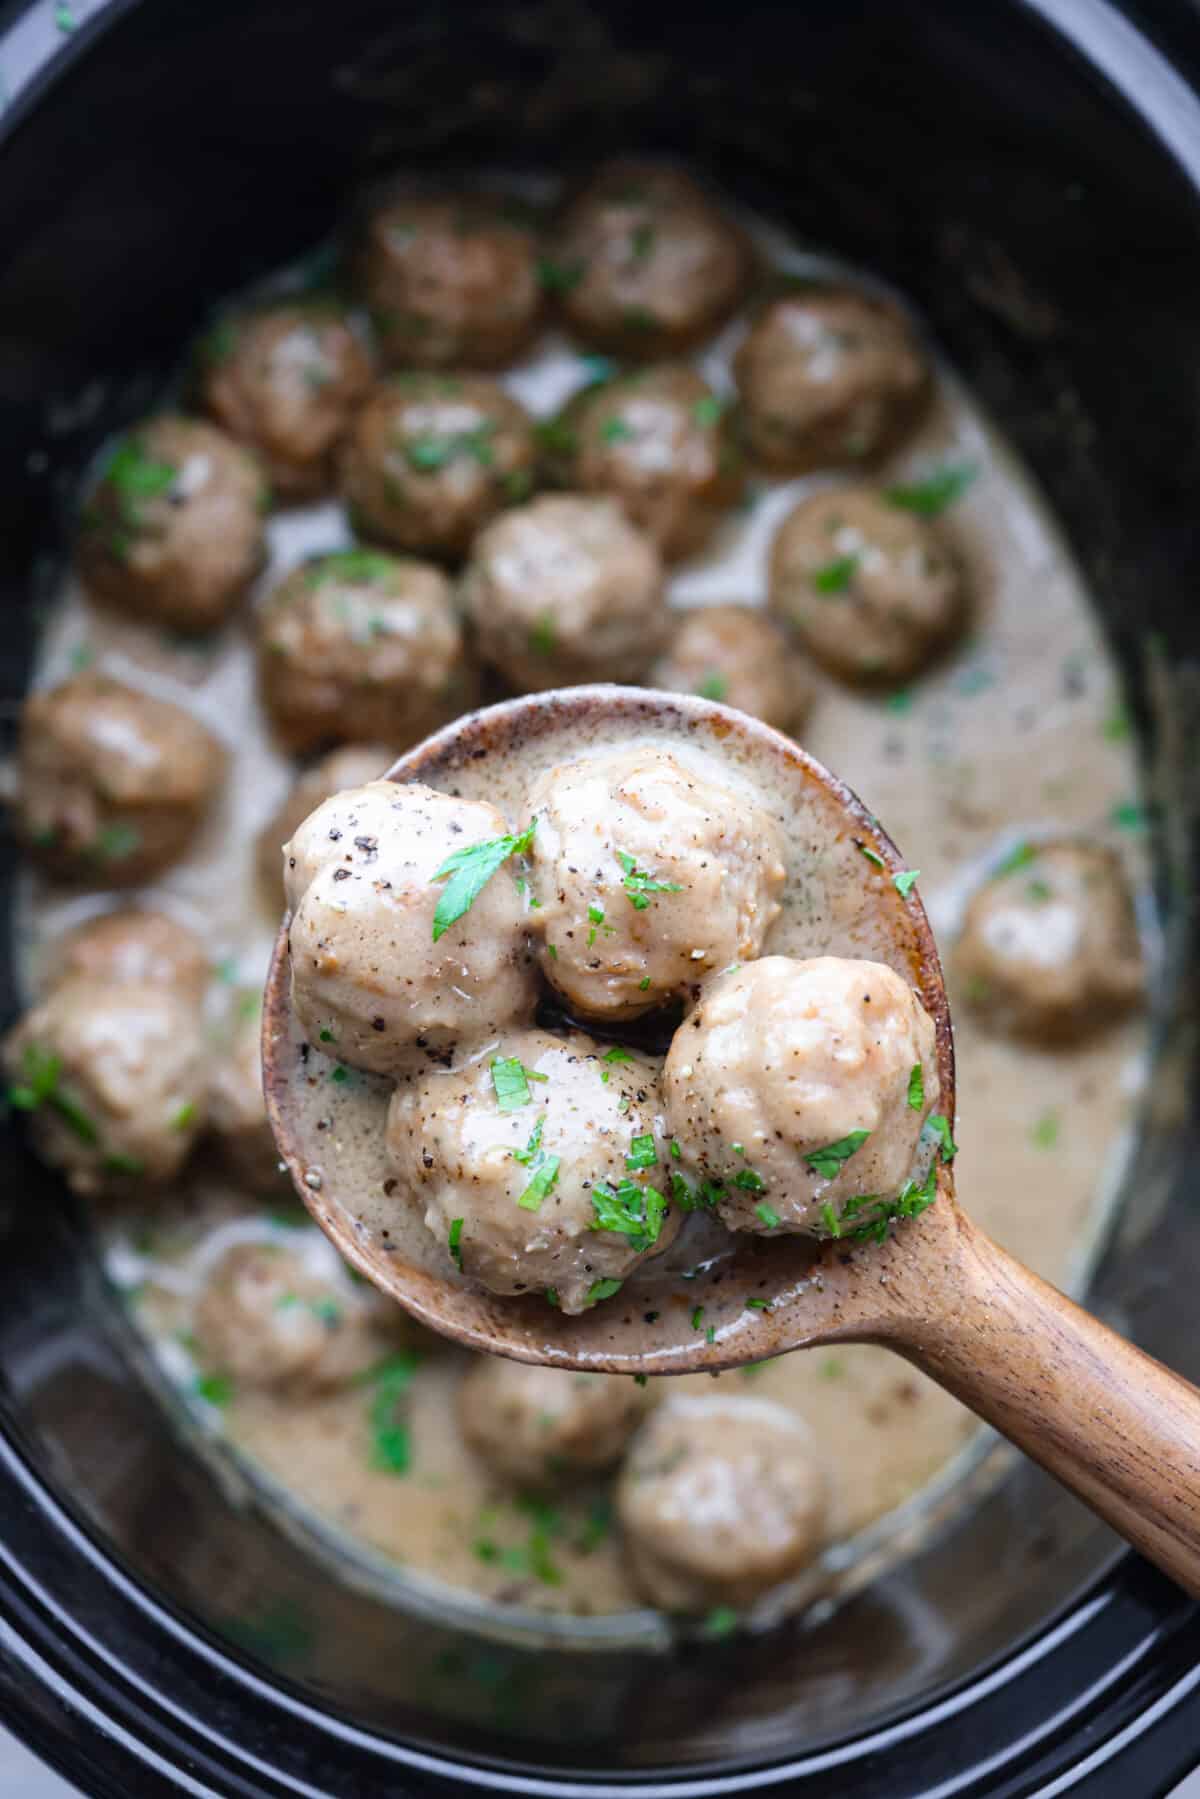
[692,394,723,428]
[585,1277,623,1305]
[600,416,634,445]
[528,613,556,657]
[518,1151,561,1213]
[907,1064,924,1111]
[893,868,920,898]
[306,549,395,587]
[625,1133,657,1172]
[490,1055,547,1111]
[616,848,682,911]
[837,1162,939,1244]
[195,1372,233,1406]
[812,554,859,594]
[432,819,536,942]
[695,672,728,701]
[7,1043,97,1144]
[925,1114,958,1161]
[170,1099,197,1131]
[755,1202,780,1228]
[1111,801,1146,834]
[591,1178,665,1251]
[367,1350,422,1474]
[537,256,585,293]
[732,1167,765,1193]
[805,1129,871,1180]
[858,843,885,870]
[691,1305,704,1330]
[702,1605,739,1639]
[448,1217,464,1270]
[885,463,976,516]
[1031,1110,1060,1149]
[995,840,1036,877]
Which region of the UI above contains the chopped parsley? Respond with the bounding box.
[812,554,859,594]
[837,1162,938,1244]
[404,420,496,473]
[170,1099,197,1131]
[591,1178,666,1250]
[670,1140,682,1160]
[91,822,141,864]
[925,1113,958,1161]
[695,672,728,701]
[1111,800,1146,834]
[893,868,920,898]
[367,1350,422,1474]
[701,1605,739,1639]
[195,1372,233,1407]
[600,416,634,445]
[103,436,177,508]
[448,1217,464,1270]
[907,1064,925,1111]
[885,463,976,516]
[7,1043,97,1144]
[733,1167,765,1193]
[603,1046,633,1066]
[585,1277,623,1305]
[517,1150,561,1213]
[744,1297,771,1312]
[490,1055,547,1111]
[638,975,652,990]
[537,256,584,293]
[330,1065,349,1084]
[306,549,394,587]
[805,1129,871,1180]
[528,613,556,657]
[587,904,614,946]
[625,1133,657,1172]
[545,1287,560,1307]
[1103,701,1130,743]
[103,1151,144,1177]
[691,1305,704,1330]
[616,848,682,911]
[1031,1110,1060,1150]
[319,1028,336,1043]
[431,819,536,941]
[995,840,1036,877]
[755,1201,781,1228]
[692,393,723,428]
[858,843,885,870]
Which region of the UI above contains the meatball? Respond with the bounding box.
[207,990,286,1193]
[616,1396,828,1612]
[16,673,226,886]
[341,374,537,559]
[461,494,668,691]
[257,549,473,754]
[526,744,786,1021]
[733,288,929,472]
[769,485,963,683]
[557,366,741,561]
[955,841,1143,1042]
[77,416,267,634]
[198,301,374,499]
[47,908,210,1002]
[649,605,815,734]
[385,1028,680,1314]
[550,162,750,358]
[3,980,207,1198]
[194,1241,384,1392]
[256,744,395,903]
[355,191,542,369]
[458,1357,650,1487]
[284,780,538,1076]
[663,957,940,1237]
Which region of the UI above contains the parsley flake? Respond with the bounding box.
[7,1043,97,1145]
[893,868,920,898]
[695,672,728,701]
[518,1153,561,1213]
[448,1217,464,1270]
[732,1167,765,1192]
[805,1129,871,1180]
[626,1133,657,1172]
[885,463,977,516]
[432,819,536,941]
[755,1201,781,1228]
[490,1055,547,1111]
[812,553,859,594]
[858,843,885,870]
[616,848,682,911]
[591,1178,665,1251]
[367,1350,422,1474]
[907,1064,925,1111]
[586,1278,623,1305]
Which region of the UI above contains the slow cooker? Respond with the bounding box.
[2,0,1200,1791]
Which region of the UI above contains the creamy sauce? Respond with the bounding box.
[14,188,1150,1638]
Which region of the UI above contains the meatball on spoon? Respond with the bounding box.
[263,687,1200,1597]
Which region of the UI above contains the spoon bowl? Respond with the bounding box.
[264,685,1200,1596]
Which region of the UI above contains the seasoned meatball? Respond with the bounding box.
[207,990,286,1193]
[734,288,929,472]
[955,841,1143,1042]
[3,980,207,1198]
[199,301,374,499]
[356,191,542,369]
[341,374,537,559]
[526,744,786,1021]
[769,485,963,683]
[461,494,667,691]
[47,908,209,1002]
[557,366,741,560]
[458,1357,650,1487]
[617,1396,828,1612]
[284,780,538,1076]
[256,744,395,903]
[663,957,940,1237]
[77,416,267,633]
[649,605,815,733]
[385,1028,680,1314]
[194,1241,385,1392]
[550,162,750,358]
[16,673,226,886]
[257,549,473,754]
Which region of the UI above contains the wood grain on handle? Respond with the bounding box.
[885,1207,1200,1597]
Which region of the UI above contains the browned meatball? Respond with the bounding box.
[207,989,286,1194]
[47,909,210,1002]
[256,549,474,754]
[555,366,741,561]
[616,1396,829,1612]
[77,416,268,634]
[649,605,815,733]
[193,1242,387,1393]
[458,1358,651,1487]
[341,374,537,559]
[769,485,964,683]
[16,674,226,886]
[3,979,208,1199]
[550,162,750,357]
[355,191,542,369]
[255,744,395,903]
[955,841,1143,1042]
[198,301,374,499]
[733,288,930,472]
[461,494,668,691]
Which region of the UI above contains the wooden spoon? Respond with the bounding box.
[263,686,1200,1597]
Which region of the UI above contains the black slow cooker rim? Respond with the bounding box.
[2,0,1200,1793]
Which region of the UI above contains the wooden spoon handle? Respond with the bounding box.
[888,1208,1200,1596]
